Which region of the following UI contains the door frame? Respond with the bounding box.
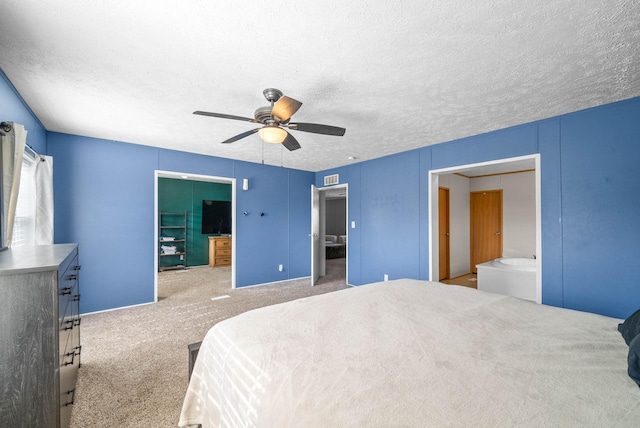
[428,154,541,303]
[311,184,348,286]
[154,170,236,302]
[311,185,322,285]
[438,187,450,280]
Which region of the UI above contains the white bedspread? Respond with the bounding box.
[179,279,640,427]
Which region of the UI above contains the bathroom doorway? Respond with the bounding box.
[428,155,541,303]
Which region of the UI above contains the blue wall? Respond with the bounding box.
[2,67,639,318]
[559,102,640,317]
[317,97,640,319]
[0,69,47,152]
[49,136,158,310]
[46,135,314,312]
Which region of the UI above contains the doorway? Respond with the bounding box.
[154,170,236,302]
[428,155,541,303]
[311,184,348,286]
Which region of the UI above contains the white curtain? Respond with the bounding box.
[35,155,54,244]
[1,122,27,248]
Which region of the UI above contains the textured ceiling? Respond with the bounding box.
[1,1,639,172]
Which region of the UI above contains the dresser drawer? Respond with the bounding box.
[216,248,232,257]
[214,238,231,248]
[59,385,76,428]
[58,255,79,328]
[59,281,78,329]
[214,257,231,266]
[58,248,78,282]
[59,316,79,362]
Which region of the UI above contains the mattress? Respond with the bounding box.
[179,279,640,427]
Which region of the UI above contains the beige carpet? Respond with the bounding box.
[70,259,348,427]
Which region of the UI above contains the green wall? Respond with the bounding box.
[158,178,232,267]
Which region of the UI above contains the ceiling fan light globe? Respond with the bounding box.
[258,126,288,144]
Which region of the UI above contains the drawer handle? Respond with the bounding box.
[63,388,75,406]
[67,274,78,281]
[73,294,81,302]
[63,319,74,330]
[62,346,81,366]
[63,317,81,330]
[61,287,72,296]
[73,265,82,271]
[63,350,76,366]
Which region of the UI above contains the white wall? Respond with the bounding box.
[470,171,536,258]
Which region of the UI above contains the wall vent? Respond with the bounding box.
[324,174,339,186]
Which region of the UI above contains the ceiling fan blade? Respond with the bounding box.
[221,128,260,144]
[287,122,346,136]
[281,131,301,151]
[272,96,302,122]
[194,111,261,124]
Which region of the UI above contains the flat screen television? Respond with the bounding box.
[202,200,231,235]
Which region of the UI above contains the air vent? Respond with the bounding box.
[324,174,339,186]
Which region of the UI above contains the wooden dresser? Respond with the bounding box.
[0,244,81,428]
[208,236,231,267]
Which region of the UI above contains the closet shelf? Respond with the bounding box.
[159,211,187,271]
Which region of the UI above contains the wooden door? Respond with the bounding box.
[438,187,450,280]
[470,190,502,273]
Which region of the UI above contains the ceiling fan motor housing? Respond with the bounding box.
[262,88,283,103]
[254,106,276,124]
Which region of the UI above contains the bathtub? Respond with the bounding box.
[476,257,537,302]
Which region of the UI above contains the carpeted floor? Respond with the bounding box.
[70,259,348,427]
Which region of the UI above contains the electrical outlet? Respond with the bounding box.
[384,274,389,281]
[278,264,283,272]
[180,255,184,260]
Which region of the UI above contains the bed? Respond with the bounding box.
[178,279,640,427]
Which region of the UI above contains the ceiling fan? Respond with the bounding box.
[194,88,346,151]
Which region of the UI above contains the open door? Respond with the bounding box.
[311,185,321,285]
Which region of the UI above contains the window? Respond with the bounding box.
[11,153,37,247]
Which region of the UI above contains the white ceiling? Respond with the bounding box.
[1,1,639,172]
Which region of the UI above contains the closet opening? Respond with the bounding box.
[153,170,236,302]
